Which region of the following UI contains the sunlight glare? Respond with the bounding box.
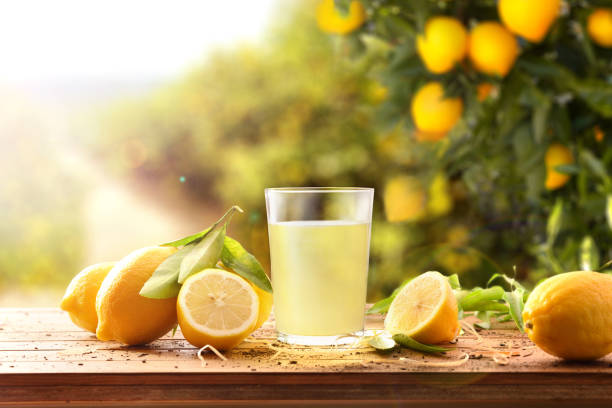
[0,0,276,81]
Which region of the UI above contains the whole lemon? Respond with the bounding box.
[365,80,389,105]
[411,81,463,135]
[96,246,178,345]
[545,143,573,190]
[316,0,366,35]
[384,175,427,223]
[468,22,519,77]
[523,271,612,360]
[427,173,453,217]
[60,262,115,333]
[251,283,273,331]
[587,8,612,48]
[498,0,560,43]
[416,16,468,74]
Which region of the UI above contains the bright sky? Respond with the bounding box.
[0,0,277,82]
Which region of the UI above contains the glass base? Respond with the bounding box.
[277,330,365,346]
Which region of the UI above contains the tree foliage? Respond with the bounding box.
[96,1,612,299]
[327,0,612,282]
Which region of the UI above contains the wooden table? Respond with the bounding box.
[2,308,612,407]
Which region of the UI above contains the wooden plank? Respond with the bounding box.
[3,373,612,406]
[0,308,608,374]
[2,308,612,406]
[3,351,612,374]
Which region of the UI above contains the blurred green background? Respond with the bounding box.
[1,0,611,306]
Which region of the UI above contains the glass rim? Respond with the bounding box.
[265,187,374,193]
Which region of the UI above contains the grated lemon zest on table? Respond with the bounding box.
[223,323,532,367]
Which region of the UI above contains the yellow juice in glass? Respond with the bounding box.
[268,220,371,336]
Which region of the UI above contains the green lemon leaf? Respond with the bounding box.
[531,94,550,144]
[599,259,612,271]
[221,236,272,293]
[571,79,612,118]
[554,164,580,175]
[474,321,490,330]
[496,314,513,323]
[139,244,194,299]
[178,206,242,284]
[459,286,505,311]
[366,296,394,315]
[580,235,599,271]
[142,205,269,297]
[580,150,609,182]
[546,199,563,247]
[392,334,450,354]
[161,228,210,248]
[454,289,467,318]
[453,289,468,304]
[503,290,525,332]
[474,311,492,330]
[465,301,509,313]
[368,335,397,352]
[606,195,612,231]
[487,272,527,293]
[447,273,461,289]
[366,278,411,314]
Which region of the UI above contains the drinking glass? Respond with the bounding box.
[265,187,374,345]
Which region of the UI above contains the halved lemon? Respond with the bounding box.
[384,271,459,344]
[177,268,259,351]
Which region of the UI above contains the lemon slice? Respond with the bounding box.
[384,271,459,344]
[177,268,259,350]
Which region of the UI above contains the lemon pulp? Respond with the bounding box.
[385,271,459,344]
[177,268,259,350]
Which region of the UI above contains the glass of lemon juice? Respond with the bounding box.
[265,187,374,345]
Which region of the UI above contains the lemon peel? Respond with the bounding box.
[95,246,178,345]
[197,344,228,368]
[60,262,115,333]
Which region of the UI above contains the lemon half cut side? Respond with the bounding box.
[384,271,459,344]
[177,268,259,351]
